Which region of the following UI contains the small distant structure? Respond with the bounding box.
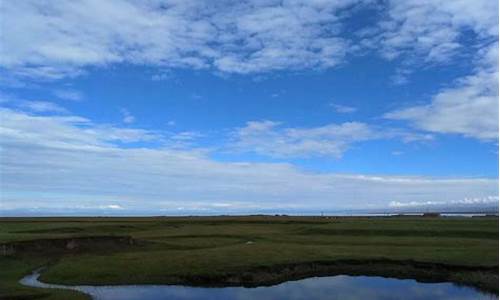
[246,241,254,245]
[422,212,440,218]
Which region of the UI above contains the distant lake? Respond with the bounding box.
[21,271,497,300]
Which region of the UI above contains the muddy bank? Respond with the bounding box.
[166,259,498,295]
[1,236,135,256]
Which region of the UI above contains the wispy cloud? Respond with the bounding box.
[100,204,123,210]
[0,0,363,79]
[230,120,433,158]
[330,103,357,114]
[0,1,497,214]
[230,121,373,158]
[385,43,498,141]
[0,107,496,213]
[53,89,84,101]
[151,72,174,81]
[375,0,497,63]
[120,108,135,124]
[19,101,67,113]
[389,196,499,208]
[1,1,495,81]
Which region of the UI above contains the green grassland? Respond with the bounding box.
[0,216,498,299]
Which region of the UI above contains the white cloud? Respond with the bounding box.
[163,130,205,149]
[0,108,496,213]
[100,204,123,210]
[330,103,357,113]
[151,72,173,81]
[120,108,135,124]
[0,0,496,127]
[389,196,499,208]
[365,0,499,97]
[171,131,203,141]
[376,0,498,63]
[19,101,67,113]
[230,120,433,158]
[231,121,372,158]
[375,1,499,141]
[0,0,366,79]
[53,89,83,101]
[389,68,411,86]
[0,107,158,151]
[0,0,496,82]
[385,43,498,141]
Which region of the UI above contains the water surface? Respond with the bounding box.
[21,271,497,300]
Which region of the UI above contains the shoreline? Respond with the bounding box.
[37,259,498,295]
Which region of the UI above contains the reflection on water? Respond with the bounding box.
[21,271,497,300]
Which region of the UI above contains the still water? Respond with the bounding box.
[21,271,497,300]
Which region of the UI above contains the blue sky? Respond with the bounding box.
[0,0,498,215]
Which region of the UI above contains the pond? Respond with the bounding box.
[21,270,497,300]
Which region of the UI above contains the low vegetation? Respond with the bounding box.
[0,216,498,299]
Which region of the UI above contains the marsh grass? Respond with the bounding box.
[1,216,498,299]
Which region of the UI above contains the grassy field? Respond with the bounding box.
[0,215,498,299]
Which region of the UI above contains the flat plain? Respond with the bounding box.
[0,216,498,300]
